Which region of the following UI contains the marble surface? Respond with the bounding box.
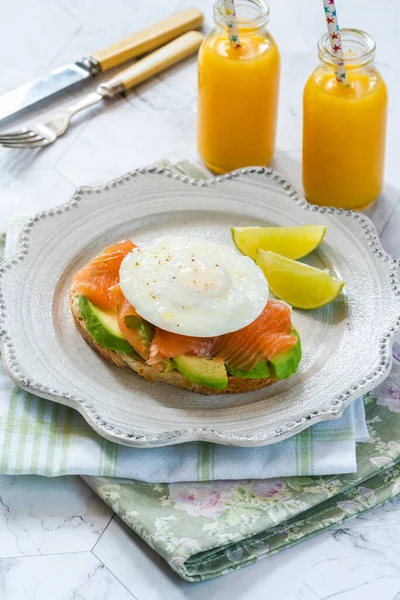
[0,0,400,598]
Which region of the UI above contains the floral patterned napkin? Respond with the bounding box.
[85,367,400,581]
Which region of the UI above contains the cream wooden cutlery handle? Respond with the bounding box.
[101,31,204,93]
[91,8,204,72]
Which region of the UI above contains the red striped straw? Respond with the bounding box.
[223,0,241,47]
[322,0,349,85]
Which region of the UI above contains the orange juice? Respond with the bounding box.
[197,0,280,173]
[303,30,387,209]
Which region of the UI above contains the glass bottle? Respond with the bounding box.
[197,0,280,173]
[303,29,387,209]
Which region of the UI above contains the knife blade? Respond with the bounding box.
[0,7,203,123]
[0,63,92,122]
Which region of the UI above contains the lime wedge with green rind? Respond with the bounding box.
[232,225,327,261]
[256,250,344,310]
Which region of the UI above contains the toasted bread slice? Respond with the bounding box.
[70,286,278,395]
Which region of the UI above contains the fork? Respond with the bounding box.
[0,31,203,150]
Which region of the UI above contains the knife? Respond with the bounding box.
[0,7,203,122]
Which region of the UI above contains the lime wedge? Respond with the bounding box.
[232,225,327,260]
[256,250,344,309]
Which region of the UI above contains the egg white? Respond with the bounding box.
[119,235,269,337]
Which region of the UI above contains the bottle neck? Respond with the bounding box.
[213,0,270,34]
[318,28,376,72]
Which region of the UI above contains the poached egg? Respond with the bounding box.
[119,235,268,337]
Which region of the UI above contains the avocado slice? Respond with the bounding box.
[268,329,302,380]
[226,361,270,379]
[173,355,228,390]
[78,295,136,354]
[163,359,176,373]
[124,314,155,348]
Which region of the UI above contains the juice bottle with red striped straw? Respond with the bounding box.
[302,5,387,209]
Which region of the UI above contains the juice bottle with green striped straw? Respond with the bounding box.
[302,0,388,209]
[197,0,280,173]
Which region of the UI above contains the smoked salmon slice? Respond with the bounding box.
[73,240,135,310]
[213,300,297,370]
[110,284,151,360]
[148,330,216,365]
[148,300,297,371]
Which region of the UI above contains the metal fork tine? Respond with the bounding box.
[0,142,44,149]
[0,134,44,144]
[0,135,38,142]
[0,129,31,139]
[0,135,44,145]
[0,140,48,149]
[0,131,39,142]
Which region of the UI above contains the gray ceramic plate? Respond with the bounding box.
[0,166,399,447]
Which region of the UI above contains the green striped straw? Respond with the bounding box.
[224,0,241,47]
